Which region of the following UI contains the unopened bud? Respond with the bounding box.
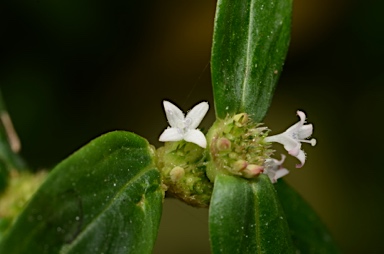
[242,164,263,178]
[170,166,185,182]
[233,160,248,172]
[233,113,249,126]
[216,137,231,151]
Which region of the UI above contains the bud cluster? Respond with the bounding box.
[206,113,273,181]
[156,141,213,208]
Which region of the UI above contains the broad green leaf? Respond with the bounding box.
[209,174,295,253]
[275,180,340,253]
[211,0,292,122]
[0,131,163,254]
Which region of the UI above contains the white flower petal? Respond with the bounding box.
[274,168,289,181]
[266,173,275,183]
[163,101,185,128]
[277,154,286,165]
[285,110,306,133]
[266,133,298,152]
[295,150,306,168]
[296,110,306,123]
[298,124,313,139]
[159,128,184,142]
[284,121,302,134]
[183,129,207,148]
[185,101,209,129]
[287,142,301,157]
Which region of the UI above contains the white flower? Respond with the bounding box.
[265,110,316,168]
[159,100,209,148]
[263,154,289,183]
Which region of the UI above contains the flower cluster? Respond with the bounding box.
[205,113,272,181]
[158,100,317,183]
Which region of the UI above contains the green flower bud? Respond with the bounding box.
[216,137,231,151]
[170,166,185,182]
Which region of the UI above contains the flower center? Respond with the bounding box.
[183,117,192,129]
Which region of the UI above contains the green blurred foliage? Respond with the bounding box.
[1,0,383,253]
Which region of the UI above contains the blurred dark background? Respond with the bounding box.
[1,0,383,253]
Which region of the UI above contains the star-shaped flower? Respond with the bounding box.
[159,100,209,148]
[265,110,316,168]
[263,154,289,183]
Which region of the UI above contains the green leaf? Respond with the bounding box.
[275,180,341,253]
[0,131,163,254]
[209,174,295,254]
[211,0,292,122]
